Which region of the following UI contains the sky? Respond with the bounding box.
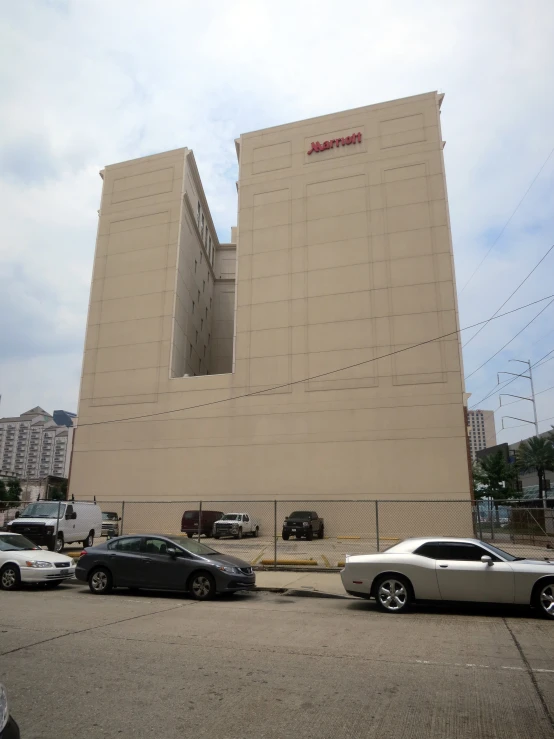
[0,0,553,446]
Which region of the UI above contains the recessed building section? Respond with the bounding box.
[71,91,472,505]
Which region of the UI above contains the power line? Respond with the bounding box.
[465,296,554,380]
[469,347,554,409]
[534,355,554,370]
[74,293,554,430]
[459,144,554,294]
[463,243,554,348]
[501,383,554,407]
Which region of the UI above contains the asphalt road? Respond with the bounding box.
[1,583,553,739]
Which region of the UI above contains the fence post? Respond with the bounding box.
[54,500,61,551]
[273,500,277,568]
[476,501,482,541]
[120,501,125,535]
[490,499,495,541]
[375,501,380,552]
[198,500,202,543]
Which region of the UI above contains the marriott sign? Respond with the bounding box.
[307,132,362,155]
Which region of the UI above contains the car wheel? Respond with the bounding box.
[236,528,243,540]
[187,533,194,538]
[83,531,94,548]
[88,568,113,595]
[54,534,64,553]
[188,571,216,601]
[306,531,313,541]
[374,575,411,614]
[45,580,63,588]
[318,527,324,539]
[214,535,220,540]
[534,579,554,619]
[253,527,259,538]
[0,564,20,591]
[282,533,289,541]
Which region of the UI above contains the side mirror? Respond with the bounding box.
[167,547,178,558]
[481,555,493,566]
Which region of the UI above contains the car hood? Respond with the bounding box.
[9,518,56,526]
[5,549,74,564]
[204,553,251,568]
[511,559,554,570]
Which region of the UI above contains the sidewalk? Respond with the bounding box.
[254,569,347,597]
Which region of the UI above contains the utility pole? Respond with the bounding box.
[498,359,539,435]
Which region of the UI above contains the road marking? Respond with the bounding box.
[414,658,554,674]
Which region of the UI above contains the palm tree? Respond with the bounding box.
[516,436,554,505]
[473,451,520,524]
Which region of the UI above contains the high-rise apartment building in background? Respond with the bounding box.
[468,409,497,463]
[0,407,75,478]
[70,91,472,505]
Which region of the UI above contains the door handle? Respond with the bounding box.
[439,564,448,568]
[144,558,152,564]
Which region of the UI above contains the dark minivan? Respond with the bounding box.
[181,510,223,538]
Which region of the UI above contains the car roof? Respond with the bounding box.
[392,537,490,551]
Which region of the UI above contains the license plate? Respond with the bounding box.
[291,529,296,533]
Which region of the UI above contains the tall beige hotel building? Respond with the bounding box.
[70,91,472,506]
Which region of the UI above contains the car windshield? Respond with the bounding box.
[183,511,197,520]
[220,514,240,521]
[102,512,118,520]
[19,502,65,518]
[288,511,311,519]
[168,536,218,556]
[0,533,40,551]
[481,543,521,562]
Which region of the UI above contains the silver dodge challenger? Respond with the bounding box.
[341,537,554,618]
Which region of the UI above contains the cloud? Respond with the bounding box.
[1,0,554,443]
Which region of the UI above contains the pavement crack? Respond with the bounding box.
[0,601,198,657]
[503,617,554,731]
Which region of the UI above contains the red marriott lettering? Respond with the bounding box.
[307,132,362,155]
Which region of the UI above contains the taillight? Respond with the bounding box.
[79,550,87,557]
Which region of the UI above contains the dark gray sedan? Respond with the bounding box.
[76,535,255,600]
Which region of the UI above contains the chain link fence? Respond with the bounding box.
[2,497,553,566]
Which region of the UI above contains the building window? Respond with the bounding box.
[195,260,197,273]
[204,345,206,357]
[201,319,203,330]
[205,307,208,319]
[210,297,212,309]
[198,290,200,303]
[208,333,211,343]
[197,201,201,227]
[202,213,205,232]
[203,280,205,293]
[189,343,193,357]
[192,301,195,314]
[208,271,210,283]
[196,330,198,344]
[199,359,202,371]
[200,251,203,264]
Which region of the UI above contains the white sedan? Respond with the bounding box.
[0,532,76,590]
[341,537,554,618]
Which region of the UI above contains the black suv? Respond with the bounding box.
[282,511,324,541]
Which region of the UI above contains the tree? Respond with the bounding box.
[516,436,554,504]
[473,451,520,524]
[0,479,7,506]
[0,478,23,509]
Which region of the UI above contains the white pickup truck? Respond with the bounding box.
[213,513,260,540]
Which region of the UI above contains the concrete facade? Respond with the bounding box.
[71,92,472,504]
[468,409,497,462]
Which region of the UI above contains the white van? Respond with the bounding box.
[7,501,102,553]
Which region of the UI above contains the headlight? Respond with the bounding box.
[25,560,53,568]
[0,683,9,733]
[215,565,239,574]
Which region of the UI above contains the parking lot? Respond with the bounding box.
[1,580,553,739]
